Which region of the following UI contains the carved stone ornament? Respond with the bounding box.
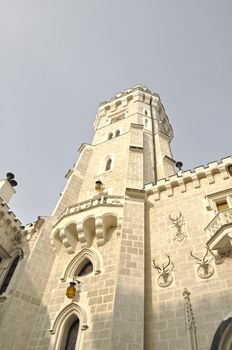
[169,212,187,243]
[183,288,198,350]
[190,247,214,279]
[152,255,174,287]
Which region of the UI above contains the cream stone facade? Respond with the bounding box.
[0,85,232,350]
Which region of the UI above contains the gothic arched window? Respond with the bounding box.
[108,132,113,140]
[115,130,120,137]
[63,318,80,350]
[105,158,112,171]
[0,256,20,295]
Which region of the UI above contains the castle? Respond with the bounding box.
[0,85,232,350]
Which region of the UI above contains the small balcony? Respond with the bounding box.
[205,208,232,255]
[51,195,124,254]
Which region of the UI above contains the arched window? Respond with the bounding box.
[60,248,102,282]
[108,132,113,140]
[145,118,148,128]
[211,317,232,350]
[115,130,120,137]
[63,318,80,350]
[105,158,112,171]
[0,256,20,295]
[49,303,88,350]
[76,260,93,277]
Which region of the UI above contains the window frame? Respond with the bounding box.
[0,247,23,301]
[205,189,232,213]
[49,303,88,350]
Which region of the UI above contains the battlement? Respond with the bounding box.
[145,156,232,200]
[0,197,24,243]
[94,84,171,133]
[98,84,159,107]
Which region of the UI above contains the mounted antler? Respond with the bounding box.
[169,212,182,224]
[190,247,214,279]
[190,247,211,264]
[152,255,174,287]
[152,258,162,273]
[190,250,203,263]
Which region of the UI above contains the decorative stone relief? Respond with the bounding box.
[152,254,174,287]
[169,212,187,243]
[183,288,198,350]
[190,247,214,279]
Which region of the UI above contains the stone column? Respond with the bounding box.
[111,189,145,350]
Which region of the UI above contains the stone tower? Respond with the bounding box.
[0,85,232,350]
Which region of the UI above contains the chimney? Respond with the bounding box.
[0,173,18,204]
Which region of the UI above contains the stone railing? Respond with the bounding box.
[55,195,124,226]
[205,208,232,239]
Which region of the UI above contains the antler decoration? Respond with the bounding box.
[190,247,214,279]
[169,212,187,243]
[169,212,182,224]
[152,255,174,287]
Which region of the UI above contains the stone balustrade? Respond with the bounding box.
[51,195,124,253]
[55,195,124,226]
[205,208,232,240]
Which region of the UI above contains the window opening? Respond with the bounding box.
[0,256,20,294]
[145,110,148,116]
[216,200,229,212]
[145,118,148,127]
[64,318,80,350]
[115,130,120,137]
[108,133,113,140]
[77,260,93,277]
[105,158,112,171]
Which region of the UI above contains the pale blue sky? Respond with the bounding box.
[0,0,231,224]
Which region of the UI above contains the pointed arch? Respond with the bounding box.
[9,247,24,260]
[60,248,102,282]
[98,153,115,174]
[211,315,232,350]
[0,247,23,296]
[105,158,112,171]
[108,132,113,140]
[49,303,88,350]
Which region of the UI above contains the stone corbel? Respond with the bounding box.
[218,164,230,180]
[206,170,215,185]
[60,228,75,254]
[76,222,88,248]
[179,178,186,193]
[95,216,104,246]
[192,174,200,189]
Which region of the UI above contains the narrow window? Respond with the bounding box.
[108,132,113,140]
[64,318,80,350]
[145,110,148,116]
[0,256,20,294]
[145,118,148,127]
[105,158,112,171]
[115,130,120,137]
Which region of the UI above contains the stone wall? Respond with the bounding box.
[145,165,232,350]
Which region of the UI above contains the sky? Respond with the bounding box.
[0,0,231,225]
